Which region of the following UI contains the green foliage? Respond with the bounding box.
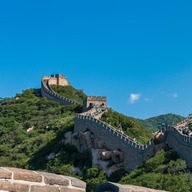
[101,108,153,144]
[136,113,185,132]
[0,88,89,178]
[120,149,190,192]
[107,168,127,182]
[84,168,107,192]
[51,85,86,105]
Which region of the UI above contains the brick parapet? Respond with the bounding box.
[162,126,192,145]
[74,114,155,170]
[162,126,192,167]
[0,167,86,192]
[86,96,106,101]
[75,114,155,152]
[41,77,77,105]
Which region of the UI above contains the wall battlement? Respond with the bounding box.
[74,114,155,171]
[41,75,77,105]
[161,125,192,167]
[43,74,71,87]
[86,96,106,100]
[83,96,107,112]
[41,73,192,170]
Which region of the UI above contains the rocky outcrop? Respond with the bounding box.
[0,167,86,192]
[64,131,94,152]
[64,130,125,176]
[154,132,165,144]
[111,150,124,164]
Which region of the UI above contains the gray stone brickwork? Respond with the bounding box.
[162,126,192,167]
[74,114,155,171]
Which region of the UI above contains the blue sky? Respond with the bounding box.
[0,0,192,119]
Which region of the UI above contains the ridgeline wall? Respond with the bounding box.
[162,126,192,167]
[41,74,192,169]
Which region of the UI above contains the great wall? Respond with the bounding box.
[39,74,192,170]
[0,73,191,192]
[41,74,158,172]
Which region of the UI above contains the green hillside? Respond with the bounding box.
[50,85,86,104]
[0,87,151,178]
[136,113,185,132]
[0,89,89,175]
[120,149,192,192]
[101,109,153,144]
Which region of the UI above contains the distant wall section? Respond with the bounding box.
[49,74,71,86]
[74,114,155,171]
[41,75,77,106]
[83,96,107,112]
[163,126,192,167]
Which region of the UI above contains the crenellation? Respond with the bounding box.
[83,96,107,112]
[41,73,192,172]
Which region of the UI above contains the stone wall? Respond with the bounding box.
[0,167,86,192]
[48,74,71,86]
[74,114,155,171]
[83,96,107,112]
[162,126,192,167]
[0,167,167,192]
[42,74,192,171]
[41,77,77,106]
[56,74,71,86]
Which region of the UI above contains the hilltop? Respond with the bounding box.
[136,113,185,132]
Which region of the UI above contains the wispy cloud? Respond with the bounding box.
[128,93,141,104]
[161,91,178,99]
[171,93,178,98]
[144,97,152,102]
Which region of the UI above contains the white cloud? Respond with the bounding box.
[128,93,141,104]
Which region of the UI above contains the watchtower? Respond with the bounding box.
[83,96,107,112]
[49,74,71,86]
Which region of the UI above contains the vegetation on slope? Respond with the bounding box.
[120,149,192,192]
[50,85,86,105]
[1,87,190,192]
[0,89,92,176]
[136,113,185,132]
[101,109,153,144]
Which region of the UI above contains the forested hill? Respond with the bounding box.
[101,109,153,144]
[1,87,191,192]
[0,87,152,172]
[136,113,185,132]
